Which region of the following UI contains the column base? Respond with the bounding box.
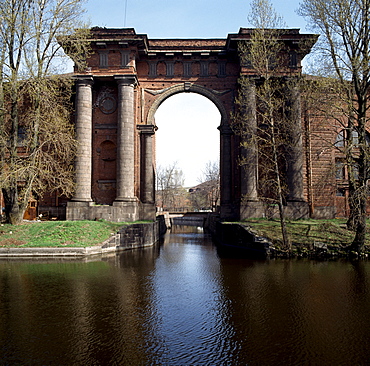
[220,203,239,221]
[240,201,265,219]
[114,197,138,203]
[140,203,156,221]
[240,200,309,220]
[285,201,309,219]
[66,200,140,222]
[71,197,93,202]
[66,201,94,221]
[113,199,139,222]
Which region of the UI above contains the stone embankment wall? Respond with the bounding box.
[114,221,159,251]
[0,221,161,258]
[207,215,271,256]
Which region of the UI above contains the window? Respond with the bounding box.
[335,130,345,147]
[335,159,345,180]
[289,52,298,68]
[335,158,359,181]
[200,61,208,77]
[99,52,108,68]
[335,129,370,147]
[241,52,252,68]
[183,62,192,77]
[336,188,346,196]
[121,51,129,67]
[218,61,226,77]
[353,131,359,146]
[148,62,157,77]
[166,61,174,77]
[18,126,27,143]
[352,163,359,180]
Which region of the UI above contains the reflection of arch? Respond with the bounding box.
[99,140,116,180]
[146,83,228,125]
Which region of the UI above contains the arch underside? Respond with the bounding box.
[146,83,229,126]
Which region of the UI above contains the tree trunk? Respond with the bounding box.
[2,185,26,225]
[270,114,291,251]
[346,114,357,231]
[2,86,24,224]
[351,205,366,253]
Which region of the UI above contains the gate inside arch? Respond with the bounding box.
[65,27,317,222]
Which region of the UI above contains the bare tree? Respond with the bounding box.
[299,0,370,253]
[193,161,220,212]
[232,0,291,250]
[0,0,90,224]
[156,162,187,211]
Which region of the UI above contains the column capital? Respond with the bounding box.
[74,75,94,86]
[245,75,260,81]
[137,124,157,135]
[114,75,138,87]
[218,124,234,135]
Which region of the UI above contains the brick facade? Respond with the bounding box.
[38,27,362,221]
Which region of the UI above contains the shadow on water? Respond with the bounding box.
[1,226,370,365]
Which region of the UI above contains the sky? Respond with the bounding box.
[84,0,312,186]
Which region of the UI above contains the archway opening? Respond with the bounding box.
[154,92,221,212]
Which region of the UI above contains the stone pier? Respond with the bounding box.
[62,28,317,222]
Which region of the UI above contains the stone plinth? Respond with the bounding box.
[140,203,156,221]
[240,201,265,220]
[285,201,309,219]
[67,201,139,222]
[112,200,139,222]
[66,201,94,221]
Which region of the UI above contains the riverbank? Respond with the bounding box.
[0,220,126,247]
[1,218,369,258]
[242,218,370,257]
[0,220,159,257]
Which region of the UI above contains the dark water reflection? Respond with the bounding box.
[1,226,370,365]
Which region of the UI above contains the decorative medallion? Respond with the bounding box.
[96,87,117,114]
[99,96,117,114]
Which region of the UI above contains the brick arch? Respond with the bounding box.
[66,27,317,222]
[146,83,228,126]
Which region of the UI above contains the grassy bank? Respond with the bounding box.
[243,218,370,255]
[2,218,370,254]
[0,220,128,248]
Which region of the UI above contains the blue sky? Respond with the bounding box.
[84,0,312,187]
[85,0,310,37]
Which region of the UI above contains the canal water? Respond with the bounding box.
[1,226,370,365]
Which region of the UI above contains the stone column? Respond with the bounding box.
[138,125,157,220]
[113,75,139,221]
[71,76,93,202]
[240,79,258,202]
[138,125,156,204]
[114,75,137,202]
[219,124,234,219]
[286,80,305,202]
